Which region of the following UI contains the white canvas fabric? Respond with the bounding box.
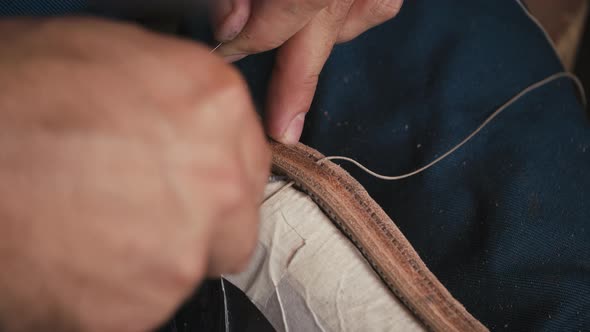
[226,181,425,332]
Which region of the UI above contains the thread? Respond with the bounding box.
[208,23,585,180]
[220,278,230,332]
[317,72,586,181]
[263,72,585,203]
[210,42,223,54]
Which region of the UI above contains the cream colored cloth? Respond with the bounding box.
[226,182,424,332]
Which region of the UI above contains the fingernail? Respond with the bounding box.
[224,54,247,63]
[281,113,306,145]
[214,0,249,42]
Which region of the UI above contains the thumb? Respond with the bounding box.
[212,0,251,42]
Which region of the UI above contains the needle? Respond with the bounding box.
[210,42,223,54]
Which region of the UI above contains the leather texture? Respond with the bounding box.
[229,142,487,332]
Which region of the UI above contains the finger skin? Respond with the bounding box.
[0,17,269,332]
[338,0,403,43]
[207,192,261,276]
[218,0,332,57]
[212,0,252,42]
[266,1,354,144]
[214,0,402,144]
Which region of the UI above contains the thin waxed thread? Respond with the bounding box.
[211,40,584,195]
[317,72,586,181]
[263,72,585,202]
[210,42,223,54]
[220,278,230,332]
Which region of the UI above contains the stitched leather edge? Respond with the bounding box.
[271,142,488,332]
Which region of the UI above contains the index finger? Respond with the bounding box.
[217,0,331,58]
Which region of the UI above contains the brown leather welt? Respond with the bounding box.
[270,142,488,332]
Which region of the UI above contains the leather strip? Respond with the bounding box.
[270,142,488,332]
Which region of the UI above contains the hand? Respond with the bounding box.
[212,0,403,144]
[0,18,269,332]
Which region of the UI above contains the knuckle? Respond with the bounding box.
[369,0,403,22]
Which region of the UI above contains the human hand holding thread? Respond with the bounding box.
[212,0,404,144]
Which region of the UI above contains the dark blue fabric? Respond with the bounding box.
[237,1,590,330]
[2,1,589,331]
[0,0,88,15]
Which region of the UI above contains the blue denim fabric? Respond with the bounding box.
[2,1,589,331]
